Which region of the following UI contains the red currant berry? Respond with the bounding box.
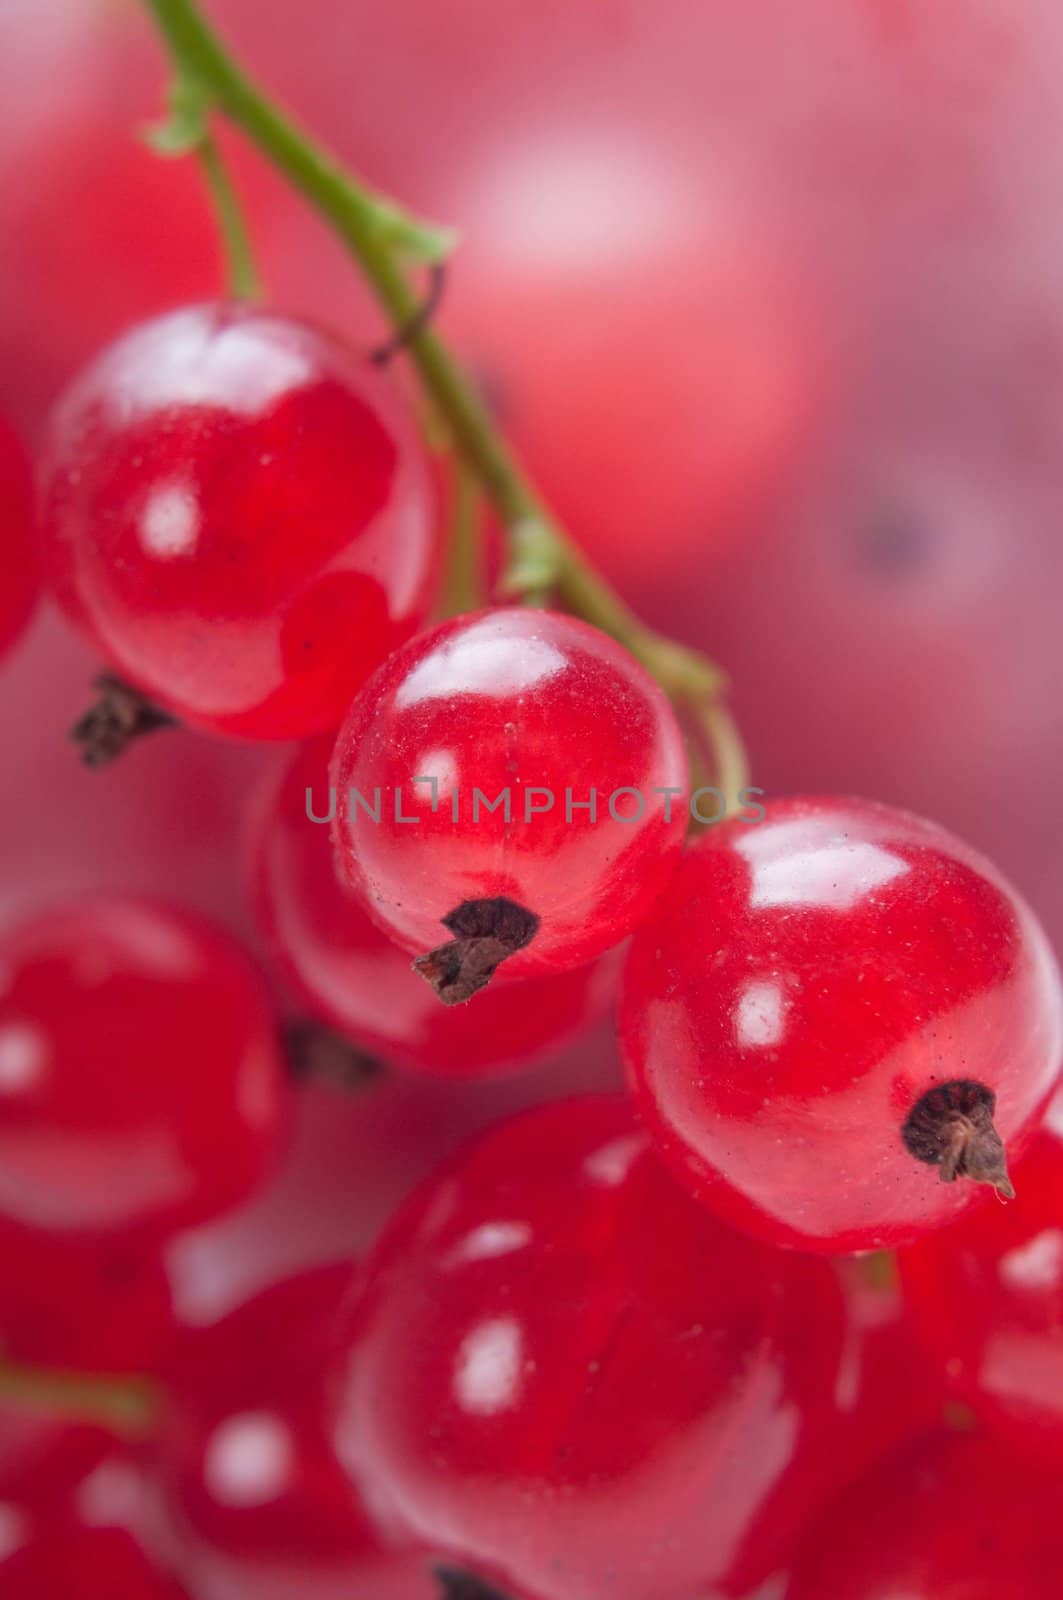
[621,795,1063,1252]
[39,304,440,740]
[0,1418,111,1516]
[0,1222,175,1508]
[0,1523,190,1600]
[156,1262,428,1600]
[330,609,688,1001]
[0,897,288,1240]
[337,1096,847,1600]
[784,1432,1063,1600]
[251,740,619,1076]
[900,1113,1063,1466]
[0,1223,175,1376]
[0,415,37,661]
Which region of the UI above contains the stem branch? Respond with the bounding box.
[140,0,747,780]
[197,129,261,298]
[0,1361,160,1438]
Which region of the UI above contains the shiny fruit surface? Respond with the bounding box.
[0,897,288,1239]
[340,1096,846,1600]
[901,1117,1063,1465]
[39,305,439,739]
[252,741,618,1076]
[622,795,1063,1252]
[330,609,688,985]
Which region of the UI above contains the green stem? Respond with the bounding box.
[441,465,484,617]
[0,1360,161,1438]
[197,129,261,299]
[139,1,728,694]
[140,0,747,782]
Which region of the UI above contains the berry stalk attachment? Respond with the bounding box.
[137,0,746,793]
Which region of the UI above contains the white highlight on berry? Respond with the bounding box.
[1000,1228,1063,1292]
[0,1504,27,1564]
[204,1412,295,1507]
[735,979,786,1049]
[0,1022,47,1093]
[446,1221,533,1268]
[396,621,567,709]
[454,1316,523,1416]
[738,821,908,912]
[140,482,200,559]
[110,311,313,420]
[584,1134,642,1188]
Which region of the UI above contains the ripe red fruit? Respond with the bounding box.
[900,1115,1063,1466]
[0,897,288,1240]
[39,305,440,740]
[0,1524,190,1600]
[338,1096,848,1600]
[330,609,688,1000]
[0,1221,175,1507]
[621,795,1063,1252]
[784,1432,1063,1600]
[155,1263,427,1600]
[251,741,619,1076]
[0,415,37,661]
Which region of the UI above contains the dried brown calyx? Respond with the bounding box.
[414,897,540,1006]
[71,674,175,768]
[901,1079,1015,1199]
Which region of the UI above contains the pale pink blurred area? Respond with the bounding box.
[0,607,274,936]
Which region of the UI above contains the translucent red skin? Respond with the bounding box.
[155,1263,429,1599]
[330,609,689,977]
[784,1431,1063,1600]
[0,1222,176,1506]
[251,740,619,1078]
[0,1525,191,1600]
[621,795,1063,1254]
[38,304,439,740]
[900,1121,1063,1465]
[0,897,288,1241]
[339,1096,849,1600]
[0,416,37,660]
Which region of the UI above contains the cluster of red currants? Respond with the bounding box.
[2,156,1063,1600]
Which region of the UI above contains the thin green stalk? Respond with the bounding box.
[140,1,729,695]
[0,1361,161,1437]
[197,129,261,299]
[441,465,485,617]
[140,0,748,788]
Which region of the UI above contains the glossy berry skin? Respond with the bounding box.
[0,897,288,1240]
[0,415,37,661]
[339,1096,848,1600]
[0,1524,190,1600]
[622,795,1063,1253]
[784,1432,1063,1600]
[252,741,619,1076]
[0,1221,176,1506]
[157,1264,428,1600]
[900,1118,1063,1466]
[330,610,688,985]
[39,304,439,740]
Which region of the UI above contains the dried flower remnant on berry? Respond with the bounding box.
[902,1080,1015,1199]
[71,675,175,767]
[414,897,540,1005]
